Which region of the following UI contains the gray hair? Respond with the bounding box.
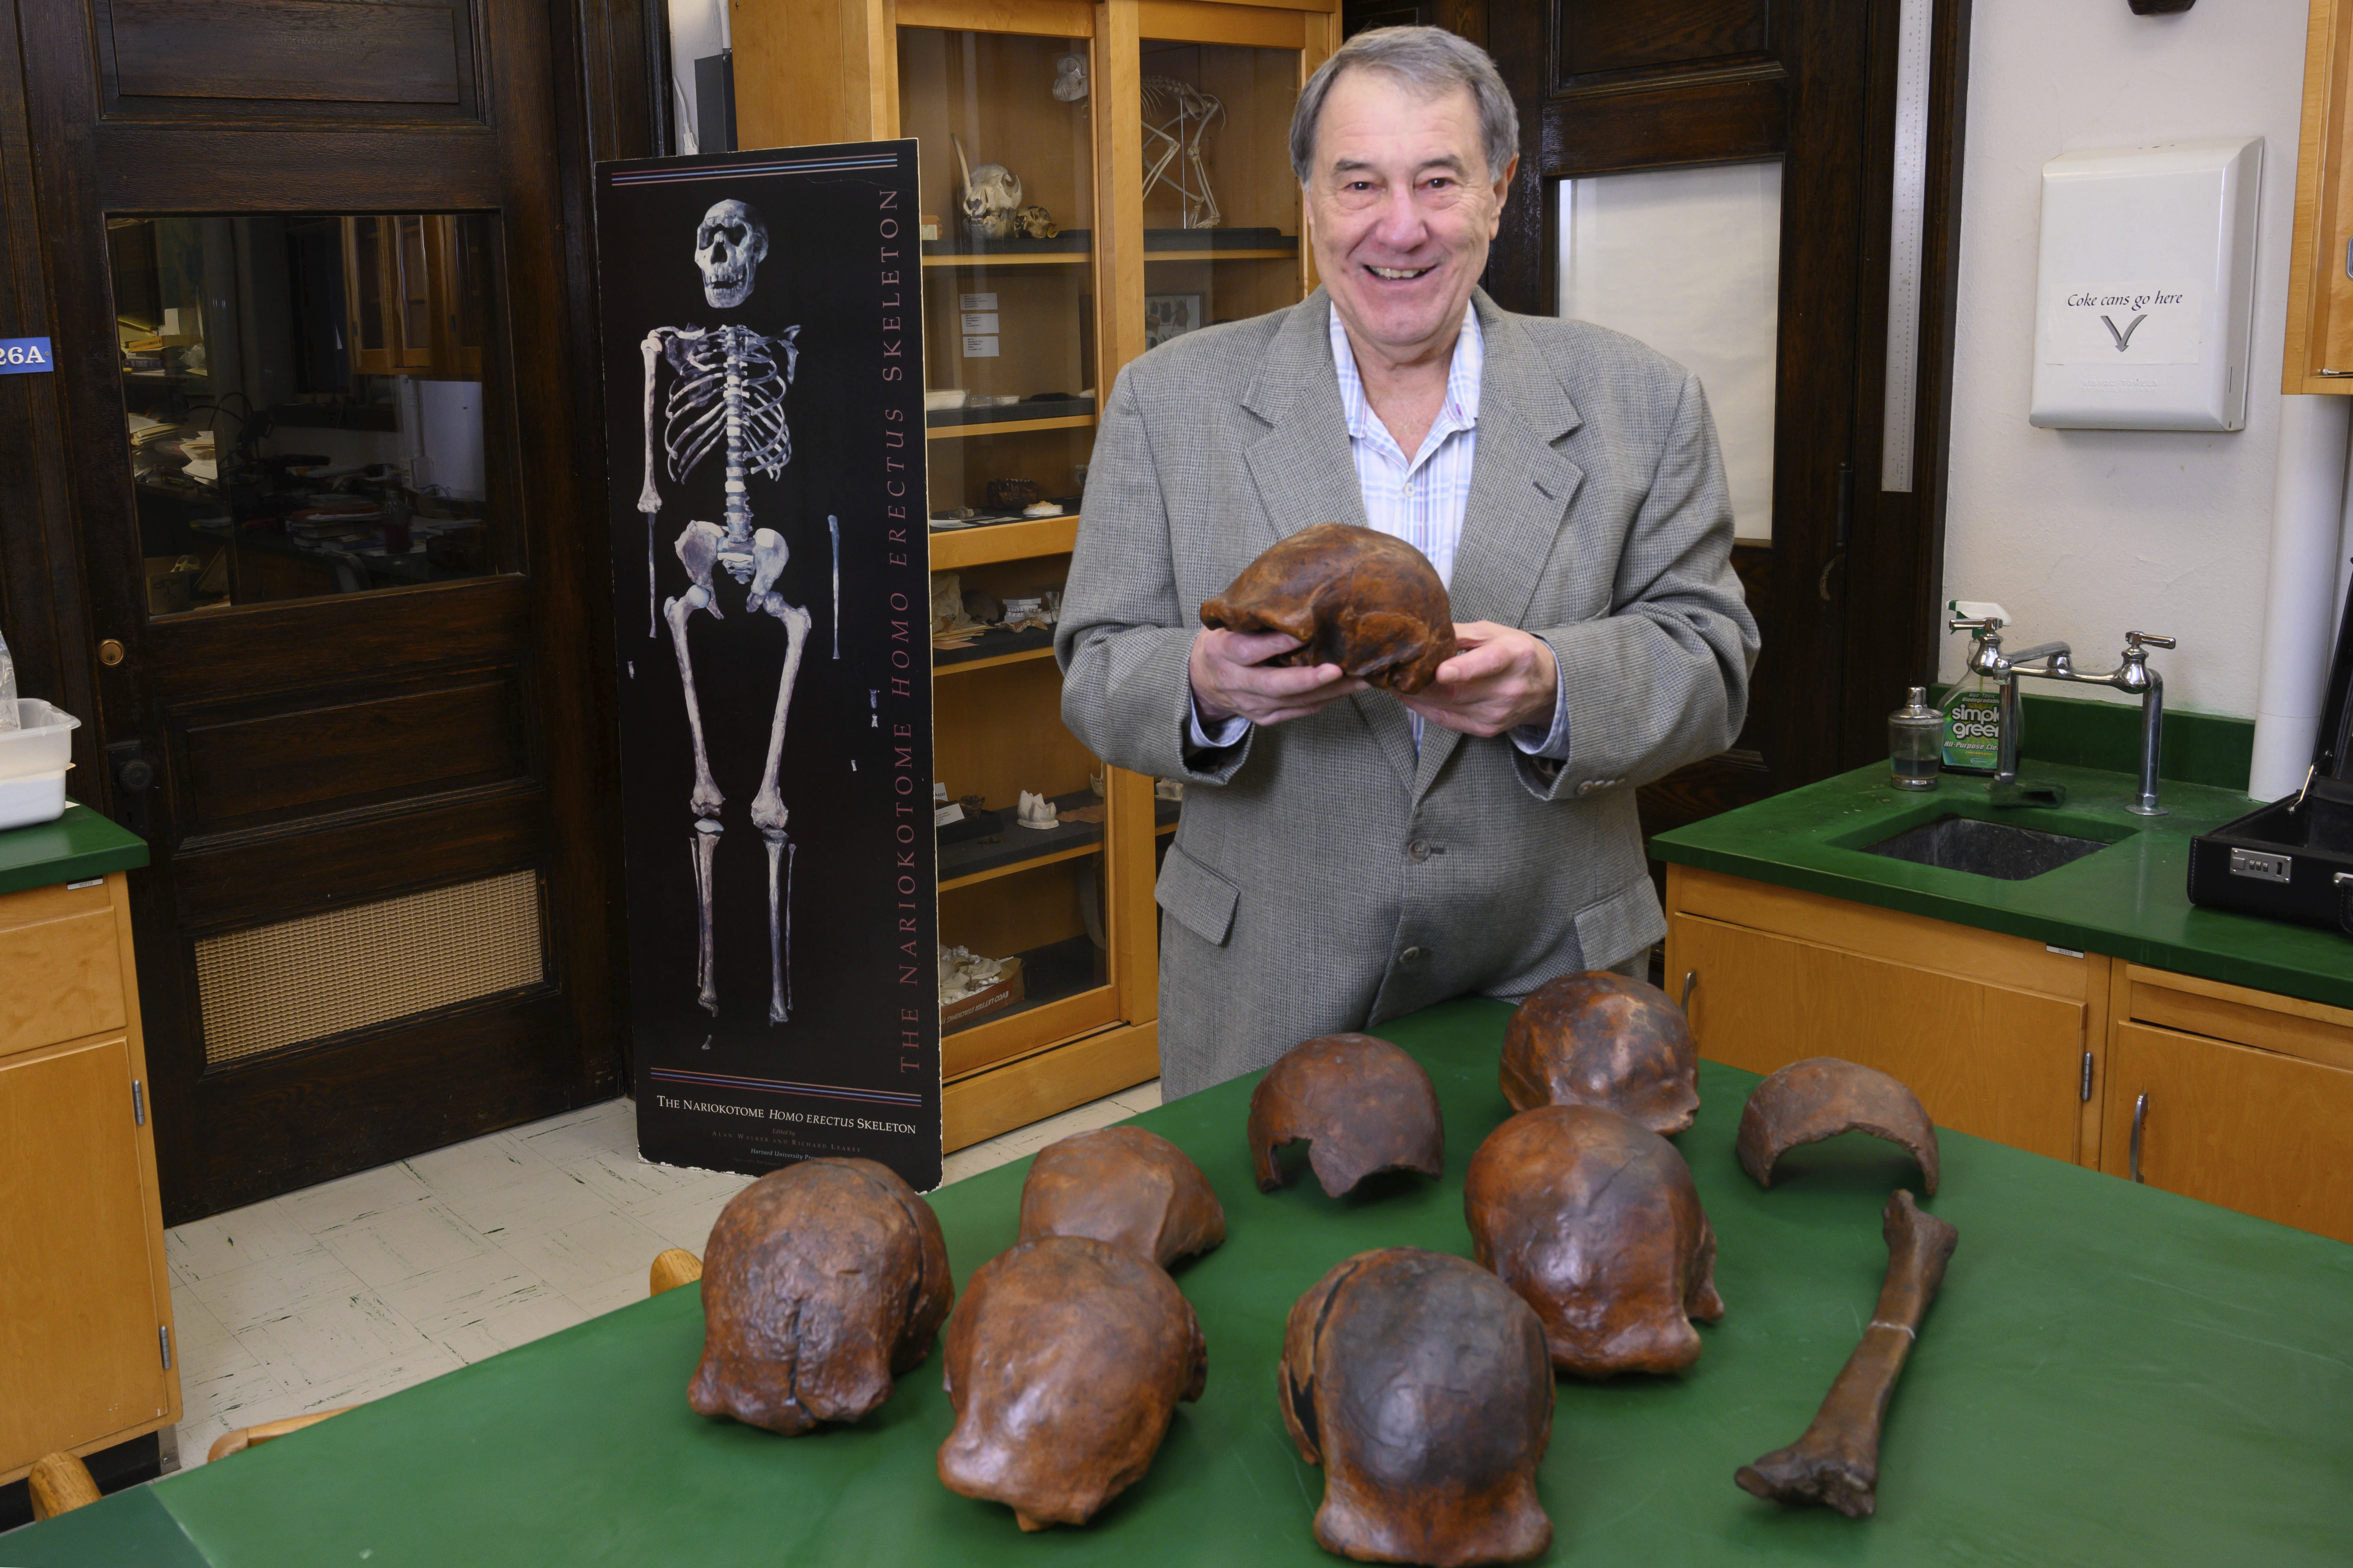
[1288,26,1520,187]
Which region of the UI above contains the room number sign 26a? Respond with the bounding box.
[0,336,54,373]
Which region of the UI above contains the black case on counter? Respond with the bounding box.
[2187,571,2353,936]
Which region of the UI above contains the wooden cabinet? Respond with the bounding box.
[2286,0,2353,388]
[341,214,489,380]
[736,0,1336,1150]
[2103,966,2353,1244]
[1666,866,2105,1165]
[0,873,180,1484]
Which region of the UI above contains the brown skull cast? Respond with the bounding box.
[1199,523,1458,694]
[1501,972,1700,1135]
[1736,1189,1960,1518]
[1249,1033,1445,1198]
[1736,1057,1941,1196]
[689,1157,953,1435]
[1465,1105,1725,1379]
[1017,1125,1227,1269]
[938,1235,1207,1531]
[1281,1248,1554,1567]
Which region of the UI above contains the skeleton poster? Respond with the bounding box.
[596,141,939,1189]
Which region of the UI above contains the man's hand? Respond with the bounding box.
[1398,622,1559,738]
[1190,628,1366,727]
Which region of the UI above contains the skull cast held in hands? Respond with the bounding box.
[1465,1104,1725,1379]
[694,198,770,309]
[1200,523,1458,695]
[938,1235,1207,1531]
[689,1157,953,1434]
[1501,971,1701,1134]
[1018,1125,1227,1269]
[1736,1057,1941,1196]
[1248,1033,1445,1198]
[1280,1248,1555,1566]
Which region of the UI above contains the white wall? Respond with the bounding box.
[669,0,729,155]
[1941,0,2312,717]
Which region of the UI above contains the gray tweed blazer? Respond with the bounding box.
[1055,286,1758,1099]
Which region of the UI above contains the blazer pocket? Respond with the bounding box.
[1572,874,1667,974]
[1155,842,1240,947]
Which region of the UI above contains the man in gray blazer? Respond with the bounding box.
[1056,27,1759,1098]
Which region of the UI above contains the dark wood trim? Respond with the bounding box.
[93,125,502,208]
[1540,69,1789,179]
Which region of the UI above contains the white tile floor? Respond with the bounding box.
[162,1078,1161,1469]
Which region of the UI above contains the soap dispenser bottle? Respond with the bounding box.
[1889,686,1940,790]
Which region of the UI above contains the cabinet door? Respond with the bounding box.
[0,1036,174,1474]
[0,881,127,1056]
[2104,1022,2353,1244]
[1675,912,2086,1161]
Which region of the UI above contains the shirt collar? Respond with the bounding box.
[1329,301,1484,450]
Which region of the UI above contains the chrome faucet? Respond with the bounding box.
[1948,615,2176,815]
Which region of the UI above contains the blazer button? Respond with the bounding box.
[1399,946,1426,968]
[1576,781,1599,797]
[1407,839,1433,862]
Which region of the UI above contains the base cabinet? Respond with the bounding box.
[0,873,179,1484]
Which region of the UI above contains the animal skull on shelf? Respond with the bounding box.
[1013,205,1059,240]
[694,198,770,309]
[952,134,1023,241]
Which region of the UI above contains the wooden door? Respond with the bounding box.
[0,1035,176,1476]
[1673,912,2085,1161]
[4,0,651,1221]
[1481,0,1972,829]
[2105,1022,2353,1244]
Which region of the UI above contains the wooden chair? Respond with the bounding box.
[206,1408,355,1464]
[650,1247,703,1295]
[26,1451,102,1520]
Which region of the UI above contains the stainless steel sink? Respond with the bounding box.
[1860,815,2115,881]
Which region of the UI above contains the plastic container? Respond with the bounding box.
[0,699,80,781]
[0,765,67,831]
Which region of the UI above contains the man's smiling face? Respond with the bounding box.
[1304,67,1514,368]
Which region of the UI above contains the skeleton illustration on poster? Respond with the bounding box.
[596,141,939,1188]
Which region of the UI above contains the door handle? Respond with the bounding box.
[107,741,159,839]
[2129,1091,2148,1184]
[1680,968,1697,1014]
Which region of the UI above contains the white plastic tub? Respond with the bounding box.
[0,699,80,781]
[0,765,67,832]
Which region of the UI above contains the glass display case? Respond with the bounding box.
[738,0,1337,1147]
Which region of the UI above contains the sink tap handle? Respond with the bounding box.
[1949,615,2002,635]
[2125,631,2175,652]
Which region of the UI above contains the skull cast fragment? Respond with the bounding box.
[1465,1104,1725,1379]
[1501,971,1700,1134]
[1735,1057,1941,1195]
[1280,1247,1554,1566]
[694,198,770,309]
[1200,523,1458,695]
[688,1157,953,1434]
[1248,1033,1444,1198]
[1017,1125,1227,1270]
[938,1235,1206,1531]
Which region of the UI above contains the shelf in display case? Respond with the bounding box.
[934,626,1057,675]
[928,512,1079,570]
[925,413,1097,440]
[936,788,1179,892]
[1141,227,1297,256]
[923,230,1093,263]
[925,396,1095,429]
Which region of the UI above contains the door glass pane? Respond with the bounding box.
[1557,161,1782,542]
[1137,38,1301,350]
[105,213,501,617]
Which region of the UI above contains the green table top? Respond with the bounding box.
[12,998,2352,1566]
[1651,760,2353,1013]
[0,803,147,899]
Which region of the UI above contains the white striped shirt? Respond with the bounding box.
[1190,302,1569,758]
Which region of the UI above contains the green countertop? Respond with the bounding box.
[0,803,146,898]
[10,997,2350,1566]
[1651,760,2353,1013]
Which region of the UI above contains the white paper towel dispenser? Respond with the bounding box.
[2029,137,2262,432]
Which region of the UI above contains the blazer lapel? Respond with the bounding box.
[1412,293,1586,802]
[1240,291,1418,790]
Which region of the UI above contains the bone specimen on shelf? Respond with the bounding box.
[1141,78,1225,229]
[1465,1104,1725,1379]
[1249,1033,1444,1198]
[1018,1125,1225,1269]
[1201,523,1458,694]
[1016,790,1059,829]
[951,134,1023,241]
[690,1157,953,1435]
[1281,1248,1554,1566]
[938,1235,1206,1530]
[1736,1057,1941,1195]
[1051,52,1089,103]
[1013,204,1060,240]
[1500,970,1701,1134]
[938,945,1009,1006]
[1735,1190,1959,1518]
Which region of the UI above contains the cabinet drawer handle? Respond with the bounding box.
[2129,1092,2148,1184]
[1680,969,1697,1014]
